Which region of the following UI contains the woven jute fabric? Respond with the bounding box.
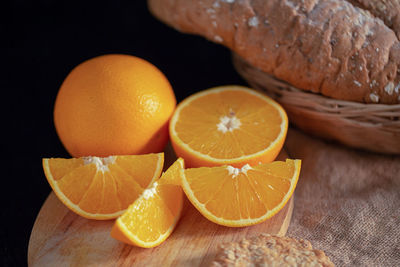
[233,53,400,154]
[285,128,400,266]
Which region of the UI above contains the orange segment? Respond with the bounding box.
[42,153,164,220]
[181,159,301,227]
[111,158,184,248]
[169,85,288,167]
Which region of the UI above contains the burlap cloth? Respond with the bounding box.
[284,128,400,266]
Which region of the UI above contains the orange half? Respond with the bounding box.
[169,85,288,168]
[42,153,164,220]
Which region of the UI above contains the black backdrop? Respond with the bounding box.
[2,1,246,266]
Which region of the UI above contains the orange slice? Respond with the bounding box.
[42,153,164,220]
[111,158,184,248]
[181,159,301,227]
[169,85,288,168]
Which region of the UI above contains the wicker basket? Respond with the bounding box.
[232,53,400,154]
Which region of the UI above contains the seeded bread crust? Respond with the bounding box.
[211,234,334,267]
[148,0,400,104]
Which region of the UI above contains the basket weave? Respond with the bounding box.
[232,53,400,154]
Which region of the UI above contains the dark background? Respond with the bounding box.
[2,1,246,266]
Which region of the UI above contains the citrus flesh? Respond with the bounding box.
[169,85,288,168]
[42,153,164,220]
[54,54,176,157]
[111,158,184,248]
[181,159,301,227]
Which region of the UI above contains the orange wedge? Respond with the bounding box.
[111,158,184,248]
[42,153,164,220]
[169,85,288,168]
[181,159,301,227]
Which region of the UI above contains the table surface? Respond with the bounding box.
[2,2,246,266]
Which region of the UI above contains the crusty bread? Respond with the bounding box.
[148,0,400,104]
[211,234,334,267]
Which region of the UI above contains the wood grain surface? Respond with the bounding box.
[28,148,294,266]
[28,192,293,266]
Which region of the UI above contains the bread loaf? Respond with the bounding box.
[148,0,400,104]
[211,234,334,267]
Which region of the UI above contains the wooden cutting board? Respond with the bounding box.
[28,150,294,267]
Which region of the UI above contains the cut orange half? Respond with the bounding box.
[169,85,288,168]
[111,158,184,248]
[42,153,164,220]
[181,159,301,227]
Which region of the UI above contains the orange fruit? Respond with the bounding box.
[111,158,184,248]
[42,153,164,220]
[169,85,288,168]
[181,159,301,227]
[54,54,176,157]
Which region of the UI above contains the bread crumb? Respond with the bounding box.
[377,2,387,12]
[384,82,394,95]
[214,35,223,42]
[370,93,380,103]
[395,82,400,94]
[370,80,377,88]
[213,1,220,8]
[248,16,259,27]
[285,0,299,10]
[206,8,216,14]
[353,80,362,87]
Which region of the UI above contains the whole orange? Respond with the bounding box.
[54,54,176,157]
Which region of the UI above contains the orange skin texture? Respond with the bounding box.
[54,54,176,157]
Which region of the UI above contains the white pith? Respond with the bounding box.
[142,182,158,200]
[83,156,116,172]
[226,164,253,178]
[217,113,241,133]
